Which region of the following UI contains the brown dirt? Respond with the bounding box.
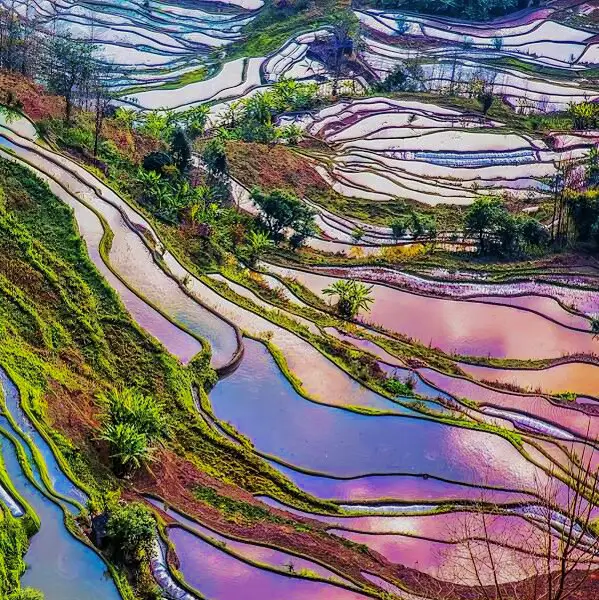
[226,141,330,196]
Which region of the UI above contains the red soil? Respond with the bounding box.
[0,70,65,121]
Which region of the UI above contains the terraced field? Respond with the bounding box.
[1,0,599,599]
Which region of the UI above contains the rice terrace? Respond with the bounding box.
[2,0,599,599]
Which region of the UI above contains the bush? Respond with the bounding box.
[106,503,156,565]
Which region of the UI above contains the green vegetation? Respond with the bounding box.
[465,196,550,256]
[322,280,374,319]
[7,589,45,600]
[106,503,156,565]
[229,0,349,59]
[0,509,30,597]
[215,80,319,144]
[0,156,342,595]
[98,388,169,475]
[251,187,316,245]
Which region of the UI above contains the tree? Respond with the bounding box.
[591,317,599,339]
[202,137,232,203]
[43,34,95,123]
[250,187,315,242]
[390,215,409,240]
[465,196,505,254]
[106,503,155,564]
[90,61,117,158]
[323,279,374,320]
[433,443,599,600]
[478,90,495,115]
[245,231,274,266]
[328,11,359,96]
[170,127,192,173]
[180,104,210,139]
[142,151,173,174]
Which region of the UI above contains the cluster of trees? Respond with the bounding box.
[374,60,426,94]
[0,5,121,153]
[98,388,168,476]
[465,196,550,256]
[216,79,318,145]
[250,187,315,246]
[567,190,599,251]
[390,210,437,241]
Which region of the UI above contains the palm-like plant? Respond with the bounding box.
[281,124,304,145]
[322,279,374,319]
[114,107,137,130]
[98,387,168,443]
[181,104,210,138]
[246,230,274,266]
[99,422,153,475]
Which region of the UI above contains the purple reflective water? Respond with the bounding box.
[168,527,370,600]
[263,465,531,503]
[332,529,546,586]
[146,498,352,585]
[209,340,545,490]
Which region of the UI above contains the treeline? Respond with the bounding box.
[357,0,541,20]
[0,6,115,139]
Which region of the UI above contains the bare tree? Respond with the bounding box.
[427,444,599,600]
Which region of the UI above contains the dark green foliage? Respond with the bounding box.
[202,138,231,205]
[170,128,192,173]
[250,187,316,242]
[142,152,173,174]
[478,91,495,115]
[568,191,599,249]
[390,211,437,240]
[465,197,549,256]
[375,60,425,93]
[383,377,415,397]
[106,503,156,565]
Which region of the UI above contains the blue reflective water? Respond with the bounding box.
[0,431,121,600]
[209,339,539,489]
[0,369,87,507]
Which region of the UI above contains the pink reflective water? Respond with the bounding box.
[461,362,599,398]
[265,265,599,360]
[168,527,370,600]
[467,295,590,330]
[420,369,599,439]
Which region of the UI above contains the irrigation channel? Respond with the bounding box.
[1,0,599,598]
